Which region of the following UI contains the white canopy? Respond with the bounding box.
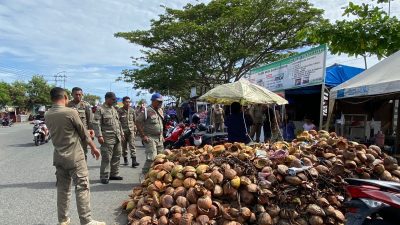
[326,50,400,129]
[330,50,400,100]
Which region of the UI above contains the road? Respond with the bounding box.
[0,123,144,225]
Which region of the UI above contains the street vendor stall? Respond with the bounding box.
[199,79,288,142]
[248,45,364,133]
[328,50,400,153]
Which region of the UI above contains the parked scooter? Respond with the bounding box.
[1,118,13,127]
[32,120,48,146]
[344,178,400,225]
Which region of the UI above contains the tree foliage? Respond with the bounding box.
[26,75,53,107]
[115,0,324,98]
[0,81,12,107]
[9,81,28,109]
[84,93,101,106]
[303,0,400,68]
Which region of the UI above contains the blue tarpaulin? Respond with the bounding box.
[325,64,364,87]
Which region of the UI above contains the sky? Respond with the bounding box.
[0,0,399,104]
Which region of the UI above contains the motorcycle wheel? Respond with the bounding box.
[34,136,40,146]
[363,219,393,225]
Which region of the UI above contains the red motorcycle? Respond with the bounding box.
[163,123,186,149]
[344,178,400,225]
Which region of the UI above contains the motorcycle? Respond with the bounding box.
[32,120,48,146]
[1,118,13,127]
[164,123,186,148]
[344,178,400,225]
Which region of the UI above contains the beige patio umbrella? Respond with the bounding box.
[199,79,288,105]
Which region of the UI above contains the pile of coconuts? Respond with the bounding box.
[121,130,400,225]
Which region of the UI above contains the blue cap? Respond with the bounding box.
[151,93,163,101]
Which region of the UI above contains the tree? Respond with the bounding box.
[26,75,53,107]
[115,0,324,98]
[0,81,11,107]
[9,81,28,109]
[84,93,101,106]
[303,0,400,69]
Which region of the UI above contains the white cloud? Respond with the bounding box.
[0,0,399,99]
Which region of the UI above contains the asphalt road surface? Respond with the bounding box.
[0,123,144,225]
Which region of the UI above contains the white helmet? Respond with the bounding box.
[38,106,46,112]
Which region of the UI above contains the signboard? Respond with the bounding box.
[249,45,327,91]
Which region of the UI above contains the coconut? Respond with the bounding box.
[204,178,215,190]
[334,209,345,222]
[324,205,335,216]
[381,170,392,180]
[210,170,224,184]
[230,176,241,189]
[306,204,325,216]
[315,165,329,174]
[176,196,189,208]
[277,165,288,175]
[172,179,184,188]
[309,216,323,225]
[196,165,209,175]
[173,186,186,199]
[224,168,237,180]
[213,185,224,197]
[184,178,197,189]
[197,195,212,210]
[196,214,210,225]
[180,213,194,225]
[171,165,183,177]
[158,215,168,225]
[161,195,174,208]
[257,212,272,225]
[187,204,198,217]
[384,156,398,171]
[158,208,169,216]
[240,176,252,186]
[374,164,385,175]
[240,189,254,205]
[345,160,357,169]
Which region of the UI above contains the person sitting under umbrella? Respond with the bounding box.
[224,102,250,144]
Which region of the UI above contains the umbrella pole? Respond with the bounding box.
[273,104,284,141]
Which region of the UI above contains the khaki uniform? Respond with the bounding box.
[67,100,93,155]
[45,105,92,225]
[137,106,164,174]
[93,103,123,180]
[118,107,136,158]
[212,107,224,132]
[250,105,264,142]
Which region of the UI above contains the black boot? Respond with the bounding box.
[131,156,140,168]
[123,157,128,165]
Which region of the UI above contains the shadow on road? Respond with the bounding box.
[91,182,139,192]
[0,181,56,189]
[113,207,129,225]
[8,143,36,148]
[0,181,138,192]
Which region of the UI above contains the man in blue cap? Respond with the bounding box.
[136,93,164,175]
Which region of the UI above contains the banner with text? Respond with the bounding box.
[249,45,327,92]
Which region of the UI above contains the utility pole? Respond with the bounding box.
[54,71,66,88]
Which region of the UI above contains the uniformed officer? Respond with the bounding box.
[93,92,124,184]
[45,87,105,225]
[136,93,164,174]
[118,96,140,168]
[67,87,94,160]
[250,104,264,142]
